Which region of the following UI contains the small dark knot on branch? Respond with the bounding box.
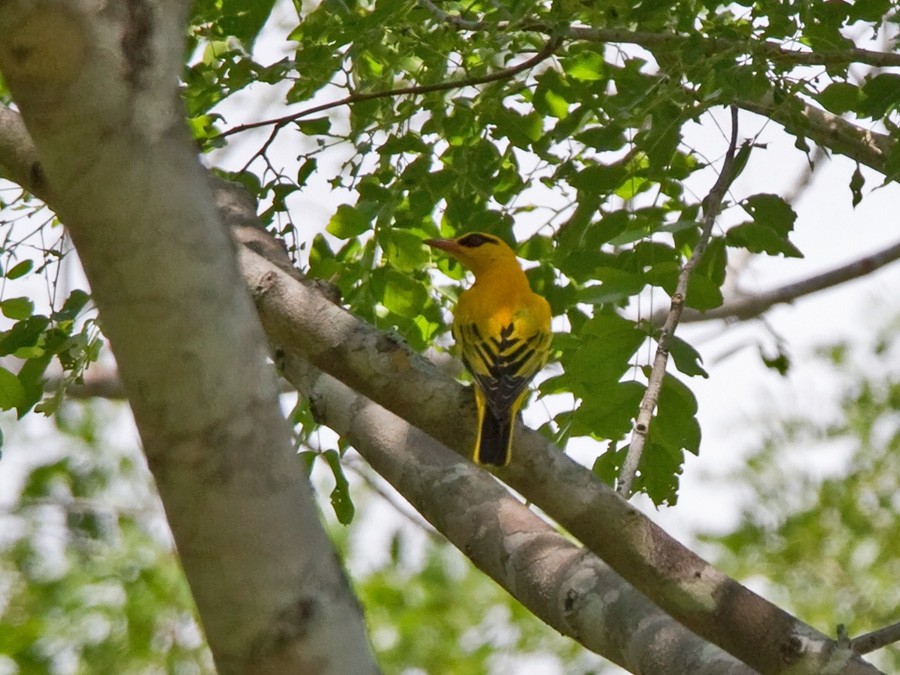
[255,270,279,299]
[780,634,805,663]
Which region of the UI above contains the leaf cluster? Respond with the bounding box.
[177,0,899,506]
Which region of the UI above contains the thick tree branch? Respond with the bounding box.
[0,103,50,197]
[235,237,882,675]
[671,238,900,324]
[280,354,755,674]
[0,3,377,674]
[618,107,739,497]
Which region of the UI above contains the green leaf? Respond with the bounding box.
[0,316,50,356]
[297,158,318,187]
[569,381,645,440]
[859,73,900,119]
[574,125,626,152]
[327,203,374,239]
[634,441,682,506]
[322,449,355,525]
[591,442,625,487]
[1,297,34,321]
[192,0,278,46]
[668,336,708,378]
[15,352,53,417]
[561,315,646,393]
[850,165,865,207]
[741,194,796,236]
[381,229,429,273]
[296,116,332,136]
[491,107,543,149]
[685,273,724,311]
[817,82,863,115]
[570,163,627,193]
[0,366,25,410]
[5,259,33,280]
[563,50,605,81]
[381,269,427,318]
[577,269,644,305]
[654,373,701,455]
[726,223,803,258]
[53,289,91,323]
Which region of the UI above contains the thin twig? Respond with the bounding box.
[218,39,560,141]
[617,106,740,498]
[851,620,900,656]
[343,455,443,542]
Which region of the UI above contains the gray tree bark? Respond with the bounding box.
[0,2,377,673]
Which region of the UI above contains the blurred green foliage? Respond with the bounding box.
[0,404,212,673]
[0,403,611,674]
[702,317,900,673]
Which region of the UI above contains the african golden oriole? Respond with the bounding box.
[425,233,551,467]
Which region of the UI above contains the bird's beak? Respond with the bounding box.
[424,238,460,254]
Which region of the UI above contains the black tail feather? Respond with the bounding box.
[475,409,513,466]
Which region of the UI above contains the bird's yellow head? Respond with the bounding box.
[424,233,519,277]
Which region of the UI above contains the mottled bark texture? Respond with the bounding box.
[0,3,377,673]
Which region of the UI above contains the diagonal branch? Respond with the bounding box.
[280,354,756,674]
[672,238,900,324]
[235,232,882,675]
[851,620,900,656]
[217,39,559,140]
[617,106,740,498]
[736,94,892,176]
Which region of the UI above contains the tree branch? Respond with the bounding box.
[235,235,882,675]
[851,620,900,656]
[617,107,740,497]
[736,93,893,176]
[672,238,900,324]
[0,103,49,197]
[217,39,560,140]
[280,353,756,674]
[413,2,897,178]
[416,1,900,68]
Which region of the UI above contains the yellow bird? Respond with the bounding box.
[425,233,552,466]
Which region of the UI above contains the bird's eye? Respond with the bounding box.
[458,233,497,248]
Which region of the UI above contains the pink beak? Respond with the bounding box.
[424,238,460,254]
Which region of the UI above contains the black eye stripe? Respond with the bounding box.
[458,233,499,248]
